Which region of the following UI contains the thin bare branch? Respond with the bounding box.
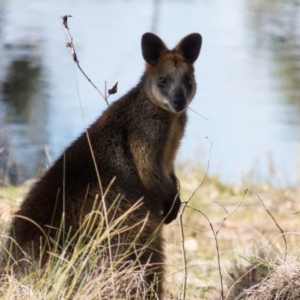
[256,193,287,261]
[215,189,248,236]
[61,15,109,106]
[214,201,228,215]
[188,106,209,120]
[178,141,212,300]
[187,142,213,203]
[186,188,248,300]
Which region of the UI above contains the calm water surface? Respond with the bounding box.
[0,0,300,187]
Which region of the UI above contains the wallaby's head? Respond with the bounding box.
[141,32,202,113]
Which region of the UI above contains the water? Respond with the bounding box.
[0,0,300,187]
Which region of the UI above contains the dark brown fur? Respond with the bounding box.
[6,32,202,297]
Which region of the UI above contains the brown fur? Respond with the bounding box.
[6,32,202,298]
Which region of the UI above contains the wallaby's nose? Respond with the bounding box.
[171,92,186,112]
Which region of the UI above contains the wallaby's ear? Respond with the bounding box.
[175,33,202,64]
[141,33,168,65]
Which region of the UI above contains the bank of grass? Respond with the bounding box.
[0,167,299,299]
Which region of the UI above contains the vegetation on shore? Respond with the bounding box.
[0,167,299,299]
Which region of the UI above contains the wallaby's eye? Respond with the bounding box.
[184,76,193,86]
[158,77,167,86]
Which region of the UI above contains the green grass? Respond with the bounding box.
[0,167,299,299]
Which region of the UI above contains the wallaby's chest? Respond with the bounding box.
[162,114,186,174]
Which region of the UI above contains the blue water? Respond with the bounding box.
[0,0,299,187]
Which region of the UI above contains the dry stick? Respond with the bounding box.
[76,61,109,106]
[214,201,229,215]
[67,48,104,200]
[78,72,119,299]
[61,15,109,106]
[179,142,213,300]
[68,64,117,296]
[187,189,248,300]
[256,194,287,261]
[188,106,209,121]
[214,189,248,300]
[60,15,116,296]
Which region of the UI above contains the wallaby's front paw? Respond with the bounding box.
[164,196,182,224]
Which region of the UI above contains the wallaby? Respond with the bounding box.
[6,32,202,298]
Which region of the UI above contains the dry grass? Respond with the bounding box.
[0,166,299,299]
[163,165,300,299]
[241,258,300,299]
[0,187,163,299]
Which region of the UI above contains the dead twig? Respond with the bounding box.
[256,194,287,261]
[187,106,209,121]
[186,189,248,300]
[179,141,213,300]
[59,14,118,294]
[61,15,115,106]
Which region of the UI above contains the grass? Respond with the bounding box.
[165,165,300,299]
[0,166,299,299]
[0,185,163,299]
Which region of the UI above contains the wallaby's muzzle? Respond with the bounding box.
[170,91,187,112]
